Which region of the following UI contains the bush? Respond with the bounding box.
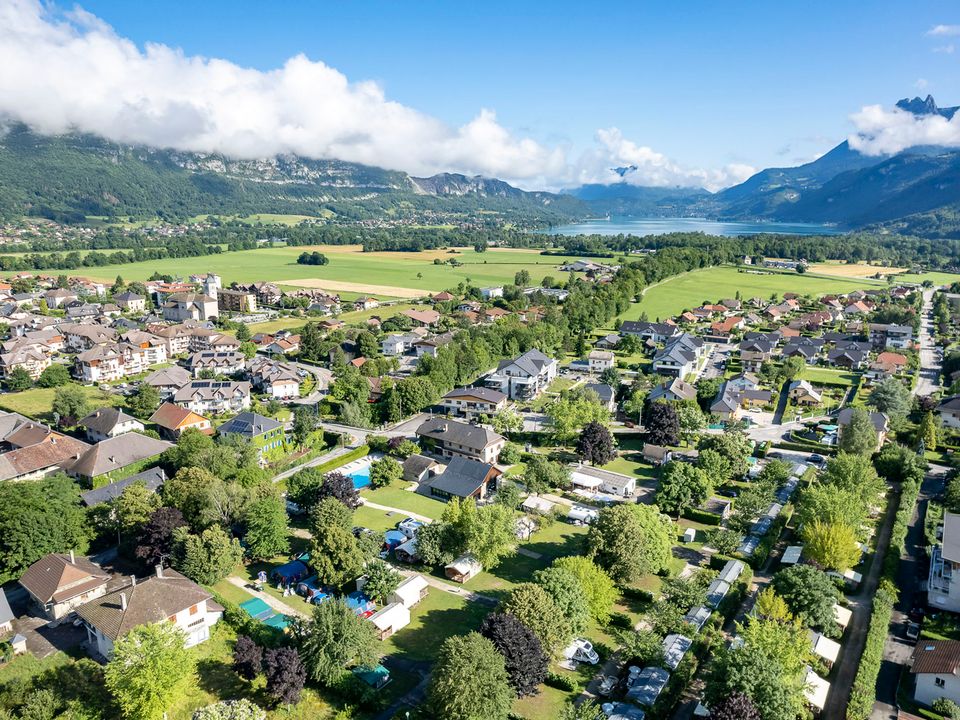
[933,698,960,719]
[681,507,723,526]
[544,672,579,692]
[847,581,897,720]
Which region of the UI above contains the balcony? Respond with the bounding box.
[929,544,953,595]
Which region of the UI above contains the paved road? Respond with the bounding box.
[914,288,940,398]
[872,464,950,719]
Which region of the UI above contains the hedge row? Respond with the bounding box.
[846,478,920,720]
[311,444,370,475]
[681,507,724,526]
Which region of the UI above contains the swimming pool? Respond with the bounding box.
[349,464,371,489]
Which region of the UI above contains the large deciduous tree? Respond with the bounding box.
[428,633,515,720]
[173,526,243,585]
[135,507,188,568]
[802,520,861,572]
[656,461,710,517]
[104,623,195,720]
[361,560,401,604]
[242,497,289,561]
[839,406,878,456]
[644,401,680,447]
[480,612,549,697]
[770,564,838,631]
[575,421,617,466]
[232,635,263,681]
[587,504,672,584]
[500,583,572,655]
[551,556,618,623]
[300,599,378,687]
[710,692,762,720]
[532,565,591,636]
[264,647,306,707]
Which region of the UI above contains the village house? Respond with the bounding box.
[939,396,960,430]
[79,408,144,443]
[911,639,960,709]
[19,552,110,621]
[788,380,823,405]
[144,324,193,356]
[248,357,302,399]
[868,323,914,350]
[81,467,167,507]
[708,315,744,340]
[119,330,168,366]
[738,337,775,371]
[217,412,285,456]
[69,433,173,484]
[416,417,506,464]
[652,333,703,378]
[837,407,888,449]
[77,566,223,659]
[587,349,615,373]
[619,320,678,343]
[414,333,455,358]
[62,324,117,353]
[485,348,558,400]
[400,308,441,327]
[866,351,908,382]
[113,291,146,313]
[440,387,508,420]
[149,402,213,441]
[418,456,502,501]
[0,420,90,482]
[648,378,697,403]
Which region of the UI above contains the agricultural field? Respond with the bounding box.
[896,270,960,286]
[807,261,907,278]
[0,384,125,422]
[13,245,599,297]
[617,265,888,323]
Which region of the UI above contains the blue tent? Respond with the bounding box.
[345,591,375,615]
[239,598,273,622]
[263,614,291,631]
[383,530,406,549]
[272,559,309,583]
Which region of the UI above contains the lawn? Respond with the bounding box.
[618,265,888,323]
[897,270,960,286]
[360,483,448,520]
[381,588,488,663]
[0,383,126,421]
[13,245,602,296]
[353,504,406,533]
[802,367,862,387]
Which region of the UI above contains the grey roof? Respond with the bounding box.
[942,511,960,564]
[495,348,554,377]
[705,579,731,609]
[80,467,167,507]
[428,456,496,498]
[649,378,697,402]
[837,407,888,432]
[717,560,745,584]
[144,366,192,389]
[442,386,507,404]
[70,433,172,479]
[113,291,144,302]
[173,380,251,403]
[620,320,677,337]
[662,634,693,670]
[217,411,282,439]
[79,407,139,435]
[403,453,439,482]
[0,589,12,626]
[415,417,504,452]
[583,383,615,406]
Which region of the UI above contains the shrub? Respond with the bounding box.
[544,672,578,692]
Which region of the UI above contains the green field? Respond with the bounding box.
[897,270,960,286]
[13,246,596,295]
[618,265,889,323]
[0,384,125,421]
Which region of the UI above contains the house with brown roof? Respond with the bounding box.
[401,309,441,327]
[143,365,192,398]
[75,344,125,383]
[19,552,110,620]
[912,639,960,708]
[76,566,222,659]
[149,402,212,441]
[0,346,50,380]
[0,423,90,482]
[867,351,909,383]
[440,387,508,420]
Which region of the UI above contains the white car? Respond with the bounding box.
[563,638,599,665]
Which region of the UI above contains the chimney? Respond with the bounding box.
[120,593,127,611]
[155,564,164,579]
[68,549,75,564]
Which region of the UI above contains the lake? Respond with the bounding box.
[542,217,843,237]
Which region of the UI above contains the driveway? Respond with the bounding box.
[913,288,939,398]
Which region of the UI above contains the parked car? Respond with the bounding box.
[598,675,618,696]
[906,621,921,640]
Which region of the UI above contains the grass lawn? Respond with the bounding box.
[514,685,577,719]
[0,383,126,421]
[897,270,960,286]
[802,367,862,387]
[0,649,76,686]
[381,588,488,663]
[361,483,448,520]
[353,504,406,533]
[16,245,604,295]
[618,265,888,323]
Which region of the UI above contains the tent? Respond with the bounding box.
[240,597,274,622]
[263,614,290,631]
[272,559,309,584]
[384,530,407,549]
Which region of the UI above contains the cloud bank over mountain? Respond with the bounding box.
[0,0,757,191]
[849,104,960,156]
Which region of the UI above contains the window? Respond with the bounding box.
[937,677,946,688]
[189,604,199,616]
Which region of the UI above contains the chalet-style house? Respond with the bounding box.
[415,418,506,464]
[440,387,508,420]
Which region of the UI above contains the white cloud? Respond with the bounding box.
[915,78,929,89]
[934,44,956,54]
[848,104,960,156]
[0,0,752,191]
[928,24,960,36]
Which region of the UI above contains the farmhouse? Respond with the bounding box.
[70,433,173,483]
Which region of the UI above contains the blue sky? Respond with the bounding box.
[3,0,959,189]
